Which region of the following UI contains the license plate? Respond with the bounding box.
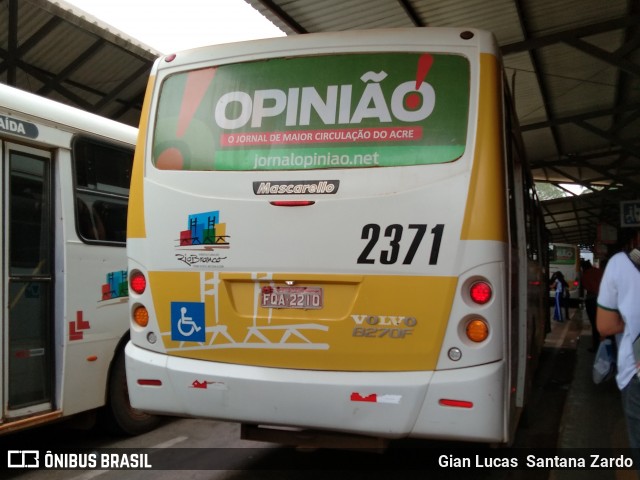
[260,286,323,310]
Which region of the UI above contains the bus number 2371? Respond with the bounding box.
[357,223,444,266]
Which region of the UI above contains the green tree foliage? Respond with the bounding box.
[535,182,569,200]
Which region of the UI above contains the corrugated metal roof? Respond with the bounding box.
[1,0,159,126]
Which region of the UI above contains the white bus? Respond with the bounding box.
[0,83,159,435]
[125,28,547,447]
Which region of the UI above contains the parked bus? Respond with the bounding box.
[548,243,581,305]
[0,83,159,435]
[125,28,547,446]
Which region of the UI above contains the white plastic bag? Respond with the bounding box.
[593,337,616,384]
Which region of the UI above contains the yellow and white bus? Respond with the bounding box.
[125,28,547,446]
[1,83,159,435]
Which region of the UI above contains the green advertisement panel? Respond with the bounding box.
[152,53,470,171]
[551,246,577,265]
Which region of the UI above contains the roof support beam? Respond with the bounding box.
[396,0,424,27]
[521,102,640,131]
[574,120,640,161]
[564,37,640,78]
[502,15,640,55]
[36,39,106,97]
[0,17,63,75]
[6,0,18,85]
[92,64,151,115]
[513,0,564,157]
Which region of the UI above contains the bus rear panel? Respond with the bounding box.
[126,28,544,445]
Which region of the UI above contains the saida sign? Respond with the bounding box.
[621,200,640,228]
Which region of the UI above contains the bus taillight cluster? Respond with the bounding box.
[130,270,149,328]
[466,280,492,343]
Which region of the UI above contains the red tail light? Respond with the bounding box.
[469,281,492,305]
[130,270,146,295]
[270,200,315,207]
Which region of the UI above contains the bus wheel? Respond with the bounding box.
[99,349,162,436]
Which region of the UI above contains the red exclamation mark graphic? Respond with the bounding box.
[176,68,217,138]
[405,54,434,110]
[156,68,217,170]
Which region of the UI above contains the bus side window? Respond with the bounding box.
[72,136,133,245]
[77,197,106,240]
[93,200,127,243]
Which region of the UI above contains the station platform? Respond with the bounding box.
[551,307,636,480]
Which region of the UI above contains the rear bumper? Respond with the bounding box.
[125,342,507,442]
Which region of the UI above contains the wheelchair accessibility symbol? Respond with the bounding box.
[171,302,205,342]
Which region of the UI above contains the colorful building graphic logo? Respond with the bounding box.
[178,210,229,247]
[101,270,128,301]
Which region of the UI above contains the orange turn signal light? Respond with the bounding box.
[466,318,489,343]
[133,305,149,327]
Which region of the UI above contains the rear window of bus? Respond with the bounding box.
[152,53,470,171]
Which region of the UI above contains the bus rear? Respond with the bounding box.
[549,243,581,304]
[126,28,537,445]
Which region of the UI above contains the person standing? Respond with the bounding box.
[597,248,640,467]
[582,259,604,352]
[551,271,568,322]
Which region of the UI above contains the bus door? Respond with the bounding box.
[2,142,54,421]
